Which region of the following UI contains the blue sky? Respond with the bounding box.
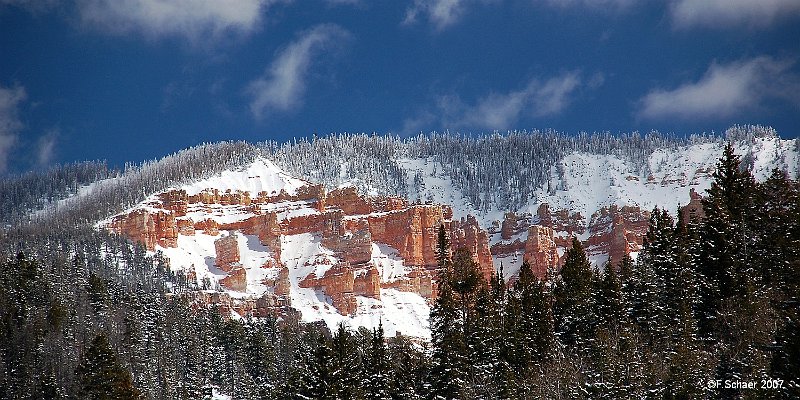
[1,0,799,174]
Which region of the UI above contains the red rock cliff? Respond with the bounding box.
[524,225,560,280]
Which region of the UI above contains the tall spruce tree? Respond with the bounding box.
[364,324,391,400]
[429,226,467,399]
[77,332,141,400]
[512,261,553,368]
[696,143,757,337]
[553,238,596,348]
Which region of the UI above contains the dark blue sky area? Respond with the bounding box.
[1,1,799,174]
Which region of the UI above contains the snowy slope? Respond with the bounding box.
[403,137,798,226]
[181,158,307,197]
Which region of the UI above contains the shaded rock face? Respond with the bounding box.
[274,267,291,297]
[323,219,373,267]
[500,212,524,240]
[524,225,560,280]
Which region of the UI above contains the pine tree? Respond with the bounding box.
[429,226,486,399]
[330,323,362,399]
[365,323,391,400]
[553,238,596,347]
[428,282,467,400]
[511,261,553,368]
[387,335,427,399]
[595,261,623,329]
[77,332,141,400]
[696,143,757,337]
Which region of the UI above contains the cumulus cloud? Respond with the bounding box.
[246,24,350,119]
[77,0,279,42]
[0,85,26,174]
[403,0,470,30]
[638,56,800,121]
[670,0,800,29]
[403,71,587,133]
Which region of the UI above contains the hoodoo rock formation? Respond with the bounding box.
[106,165,687,319]
[106,180,495,316]
[450,215,494,281]
[214,234,240,272]
[524,225,560,280]
[585,205,650,266]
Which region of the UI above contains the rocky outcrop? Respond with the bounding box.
[109,209,178,251]
[324,187,373,215]
[108,181,494,315]
[323,219,373,267]
[324,186,409,215]
[300,263,358,315]
[299,263,381,316]
[220,266,247,292]
[585,205,650,266]
[368,205,446,268]
[501,212,528,240]
[238,213,282,259]
[450,215,495,281]
[524,225,560,280]
[681,188,705,224]
[354,266,381,298]
[181,291,293,319]
[381,266,435,299]
[273,267,290,296]
[214,234,240,272]
[536,203,586,247]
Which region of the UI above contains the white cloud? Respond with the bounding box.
[403,0,469,30]
[403,71,587,132]
[638,56,800,121]
[36,129,58,168]
[77,0,280,42]
[0,84,26,174]
[246,24,350,119]
[670,0,800,29]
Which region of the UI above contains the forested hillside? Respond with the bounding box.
[1,139,798,398]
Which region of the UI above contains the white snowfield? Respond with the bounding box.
[98,136,797,338]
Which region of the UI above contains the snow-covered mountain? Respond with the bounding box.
[67,127,798,338]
